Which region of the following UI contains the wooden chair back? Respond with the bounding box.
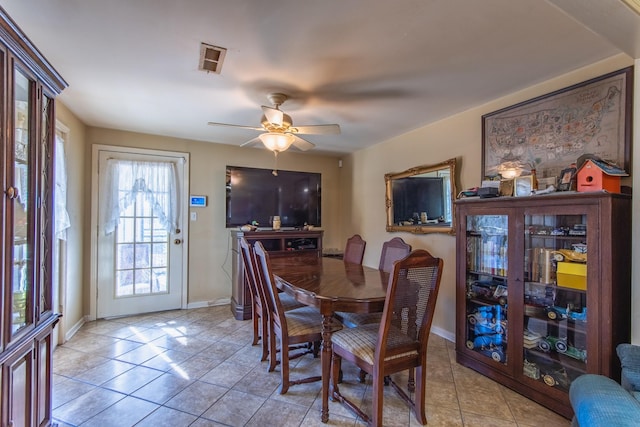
[239,237,262,310]
[378,249,442,362]
[253,241,287,336]
[378,237,412,273]
[344,234,366,264]
[239,237,269,359]
[330,249,443,425]
[253,241,325,394]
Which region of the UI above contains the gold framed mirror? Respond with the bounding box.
[385,158,457,235]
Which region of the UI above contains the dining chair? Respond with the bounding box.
[343,234,366,264]
[253,241,340,394]
[378,237,412,273]
[330,249,443,426]
[335,233,368,328]
[338,237,412,328]
[239,237,303,361]
[339,237,414,383]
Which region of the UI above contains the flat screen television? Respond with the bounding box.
[392,177,444,224]
[226,166,321,228]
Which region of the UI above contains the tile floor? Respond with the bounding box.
[52,305,571,426]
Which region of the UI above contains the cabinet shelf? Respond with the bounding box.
[526,234,586,240]
[467,270,507,280]
[526,346,587,367]
[455,193,631,419]
[524,314,586,334]
[466,297,508,308]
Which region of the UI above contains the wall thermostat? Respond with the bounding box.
[189,195,207,207]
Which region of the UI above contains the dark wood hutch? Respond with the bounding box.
[455,192,631,418]
[0,7,67,427]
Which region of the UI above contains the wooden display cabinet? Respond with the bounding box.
[455,192,631,419]
[230,229,323,320]
[0,7,66,426]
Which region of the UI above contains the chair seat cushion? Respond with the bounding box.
[335,311,382,328]
[284,306,341,336]
[331,323,417,365]
[280,292,306,311]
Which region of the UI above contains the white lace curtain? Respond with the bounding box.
[54,134,71,240]
[101,159,179,235]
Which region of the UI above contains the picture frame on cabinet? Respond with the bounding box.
[557,166,577,191]
[514,175,534,197]
[499,179,514,197]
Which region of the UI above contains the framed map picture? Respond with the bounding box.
[482,67,632,181]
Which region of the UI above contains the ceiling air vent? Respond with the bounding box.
[199,43,227,74]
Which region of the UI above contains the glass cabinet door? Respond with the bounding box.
[464,214,509,365]
[521,213,587,392]
[39,94,53,319]
[11,68,33,334]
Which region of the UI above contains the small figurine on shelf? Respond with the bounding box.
[240,220,259,232]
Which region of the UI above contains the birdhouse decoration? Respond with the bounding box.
[576,158,628,193]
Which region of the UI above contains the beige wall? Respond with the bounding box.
[55,53,638,344]
[84,128,342,309]
[344,53,635,341]
[54,102,87,339]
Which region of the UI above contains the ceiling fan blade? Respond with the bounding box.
[208,122,263,131]
[261,106,284,126]
[291,124,341,135]
[291,134,315,151]
[240,136,262,147]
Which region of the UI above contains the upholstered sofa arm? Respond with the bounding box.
[570,374,640,427]
[617,343,640,393]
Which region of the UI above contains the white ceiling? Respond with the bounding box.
[1,0,638,155]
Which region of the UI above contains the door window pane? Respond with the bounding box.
[115,187,170,297]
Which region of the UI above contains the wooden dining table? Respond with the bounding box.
[270,255,389,423]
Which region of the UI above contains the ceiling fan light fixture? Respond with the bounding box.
[259,132,295,152]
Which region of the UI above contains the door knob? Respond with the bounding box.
[174,239,182,245]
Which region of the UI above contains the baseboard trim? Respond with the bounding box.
[431,325,455,343]
[187,297,231,309]
[64,316,89,342]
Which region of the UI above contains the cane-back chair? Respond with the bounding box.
[330,249,443,426]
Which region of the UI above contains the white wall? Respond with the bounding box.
[344,53,636,342]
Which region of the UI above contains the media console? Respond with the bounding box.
[230,229,324,320]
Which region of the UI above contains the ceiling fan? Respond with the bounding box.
[207,92,341,154]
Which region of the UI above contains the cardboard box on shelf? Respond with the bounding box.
[556,261,586,290]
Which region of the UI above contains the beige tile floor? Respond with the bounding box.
[52,305,571,427]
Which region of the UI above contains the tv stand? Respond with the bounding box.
[230,229,324,320]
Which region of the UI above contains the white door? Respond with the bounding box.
[96,148,187,318]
